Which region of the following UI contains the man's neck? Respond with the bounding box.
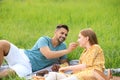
[51,37,59,47]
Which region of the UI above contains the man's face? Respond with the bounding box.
[55,28,68,43]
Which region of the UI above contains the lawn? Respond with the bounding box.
[0,0,120,79]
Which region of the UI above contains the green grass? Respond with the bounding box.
[0,0,120,79]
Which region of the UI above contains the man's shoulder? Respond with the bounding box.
[38,36,51,41]
[59,42,67,48]
[42,36,50,38]
[61,42,66,45]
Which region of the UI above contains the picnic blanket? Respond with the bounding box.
[1,60,120,80]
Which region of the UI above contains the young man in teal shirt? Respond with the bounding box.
[0,24,78,78]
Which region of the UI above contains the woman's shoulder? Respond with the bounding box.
[91,44,102,50]
[90,44,103,55]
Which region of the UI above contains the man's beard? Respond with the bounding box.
[58,37,65,43]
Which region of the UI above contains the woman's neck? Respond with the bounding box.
[85,42,92,50]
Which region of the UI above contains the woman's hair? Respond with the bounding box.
[80,28,98,45]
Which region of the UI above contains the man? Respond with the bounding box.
[0,24,78,78]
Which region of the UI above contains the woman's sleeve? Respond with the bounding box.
[86,46,104,67]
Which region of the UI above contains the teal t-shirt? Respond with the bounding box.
[24,36,67,72]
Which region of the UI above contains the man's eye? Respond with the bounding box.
[61,32,64,35]
[61,32,67,37]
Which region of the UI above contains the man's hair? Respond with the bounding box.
[80,28,98,45]
[56,24,69,32]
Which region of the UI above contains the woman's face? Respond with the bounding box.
[77,33,88,48]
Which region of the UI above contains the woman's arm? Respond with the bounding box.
[59,64,86,73]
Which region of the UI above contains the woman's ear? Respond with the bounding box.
[86,36,89,41]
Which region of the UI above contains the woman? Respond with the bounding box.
[33,28,111,80]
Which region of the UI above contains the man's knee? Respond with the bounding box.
[0,68,16,78]
[0,40,10,56]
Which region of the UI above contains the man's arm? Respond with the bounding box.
[40,42,78,59]
[40,46,69,59]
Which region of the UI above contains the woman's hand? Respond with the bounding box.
[59,67,69,73]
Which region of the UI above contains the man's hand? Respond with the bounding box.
[51,64,60,72]
[67,42,78,52]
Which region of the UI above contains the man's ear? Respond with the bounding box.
[55,29,58,33]
[54,29,57,34]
